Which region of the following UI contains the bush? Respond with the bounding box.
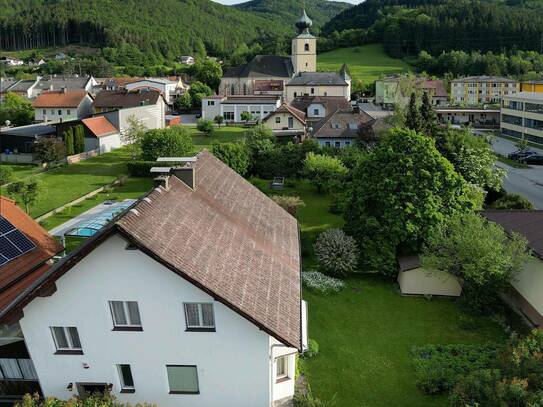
[302,271,345,294]
[127,161,179,177]
[449,369,503,407]
[34,138,65,164]
[0,166,13,185]
[302,339,319,359]
[490,193,534,210]
[270,195,305,216]
[16,392,156,407]
[314,229,359,277]
[211,142,249,175]
[412,344,500,395]
[303,152,348,194]
[196,118,215,136]
[140,127,193,161]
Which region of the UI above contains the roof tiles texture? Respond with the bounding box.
[223,55,294,79]
[117,151,301,348]
[32,90,88,108]
[81,116,118,138]
[93,90,161,109]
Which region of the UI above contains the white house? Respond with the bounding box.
[201,95,282,123]
[31,76,97,98]
[125,78,178,105]
[262,103,307,142]
[501,92,543,145]
[32,89,93,122]
[180,56,195,65]
[0,151,307,407]
[81,116,122,153]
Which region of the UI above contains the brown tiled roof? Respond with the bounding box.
[254,80,284,92]
[265,103,306,125]
[481,210,543,259]
[32,90,89,108]
[93,90,161,109]
[422,80,448,98]
[0,152,302,348]
[313,109,374,139]
[81,116,118,138]
[290,96,350,116]
[0,197,63,319]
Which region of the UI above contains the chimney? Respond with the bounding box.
[170,166,195,190]
[154,175,169,190]
[60,86,66,93]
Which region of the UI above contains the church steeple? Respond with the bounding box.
[295,9,313,34]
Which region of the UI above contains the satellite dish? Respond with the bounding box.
[4,120,10,126]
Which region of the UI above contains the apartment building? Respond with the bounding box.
[501,92,543,145]
[521,80,543,93]
[451,76,519,105]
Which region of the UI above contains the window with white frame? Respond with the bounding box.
[109,301,142,330]
[184,303,215,330]
[276,355,289,381]
[223,112,234,121]
[57,109,62,115]
[42,109,46,115]
[275,116,281,124]
[117,364,135,392]
[50,326,82,353]
[67,109,71,115]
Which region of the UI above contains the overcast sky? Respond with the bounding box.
[214,0,362,4]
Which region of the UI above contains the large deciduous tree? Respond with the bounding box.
[7,179,40,214]
[0,92,34,126]
[303,152,348,194]
[211,142,250,176]
[344,128,475,274]
[140,127,193,161]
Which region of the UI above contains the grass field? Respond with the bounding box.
[252,178,511,407]
[0,163,43,185]
[318,43,411,86]
[188,126,249,151]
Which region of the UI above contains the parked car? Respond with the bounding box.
[507,150,537,161]
[523,154,543,165]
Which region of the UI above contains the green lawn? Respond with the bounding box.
[318,44,411,86]
[252,178,510,407]
[1,148,135,218]
[187,126,250,151]
[0,163,42,185]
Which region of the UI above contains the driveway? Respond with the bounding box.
[490,136,543,208]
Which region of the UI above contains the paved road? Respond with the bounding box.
[490,136,543,208]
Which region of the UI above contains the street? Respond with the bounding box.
[491,136,543,208]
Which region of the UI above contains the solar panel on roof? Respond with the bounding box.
[0,215,36,266]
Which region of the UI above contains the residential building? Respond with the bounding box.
[289,96,350,125]
[54,117,121,154]
[262,103,307,141]
[0,57,24,66]
[32,89,93,122]
[521,80,543,93]
[5,79,40,99]
[450,76,519,105]
[482,210,543,327]
[375,76,448,108]
[501,92,543,145]
[125,78,179,106]
[0,151,307,407]
[285,68,351,103]
[180,56,195,65]
[0,123,56,154]
[436,107,500,128]
[92,90,166,132]
[0,196,64,404]
[31,75,97,98]
[201,95,281,123]
[310,108,388,148]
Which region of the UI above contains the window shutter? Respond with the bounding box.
[185,304,200,327]
[167,366,199,393]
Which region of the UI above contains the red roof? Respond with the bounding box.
[0,196,63,321]
[32,89,89,108]
[82,116,118,138]
[266,103,306,125]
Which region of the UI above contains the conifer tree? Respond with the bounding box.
[405,92,422,133]
[420,91,438,136]
[64,128,74,155]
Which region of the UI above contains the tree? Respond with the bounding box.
[74,125,85,154]
[422,212,529,311]
[240,111,253,126]
[303,152,348,193]
[7,179,40,214]
[140,127,193,161]
[344,128,475,274]
[196,118,215,136]
[175,93,192,111]
[0,166,13,185]
[270,195,305,216]
[214,115,224,128]
[188,81,213,109]
[193,59,222,90]
[34,138,65,164]
[490,193,534,210]
[420,91,438,135]
[0,92,34,126]
[64,128,74,156]
[121,115,147,159]
[405,92,422,133]
[314,228,359,277]
[515,138,529,153]
[435,129,505,190]
[211,142,250,175]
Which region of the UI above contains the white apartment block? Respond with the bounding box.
[201,95,282,123]
[451,76,519,105]
[501,92,543,145]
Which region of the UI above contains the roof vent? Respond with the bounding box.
[129,208,140,216]
[154,175,170,190]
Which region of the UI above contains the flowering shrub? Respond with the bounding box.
[302,271,345,294]
[16,393,156,407]
[314,229,359,277]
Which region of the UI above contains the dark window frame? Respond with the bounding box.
[166,365,200,395]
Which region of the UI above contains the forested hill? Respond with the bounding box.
[0,0,294,58]
[234,0,352,30]
[322,0,543,57]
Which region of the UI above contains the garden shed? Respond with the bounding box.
[397,256,462,297]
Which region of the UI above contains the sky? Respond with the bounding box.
[213,0,362,4]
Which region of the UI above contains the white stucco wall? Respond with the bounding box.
[98,133,121,153]
[20,234,296,407]
[512,257,543,317]
[397,267,462,297]
[34,96,93,122]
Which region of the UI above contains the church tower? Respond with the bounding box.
[291,10,316,73]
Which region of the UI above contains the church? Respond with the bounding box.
[219,10,351,102]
